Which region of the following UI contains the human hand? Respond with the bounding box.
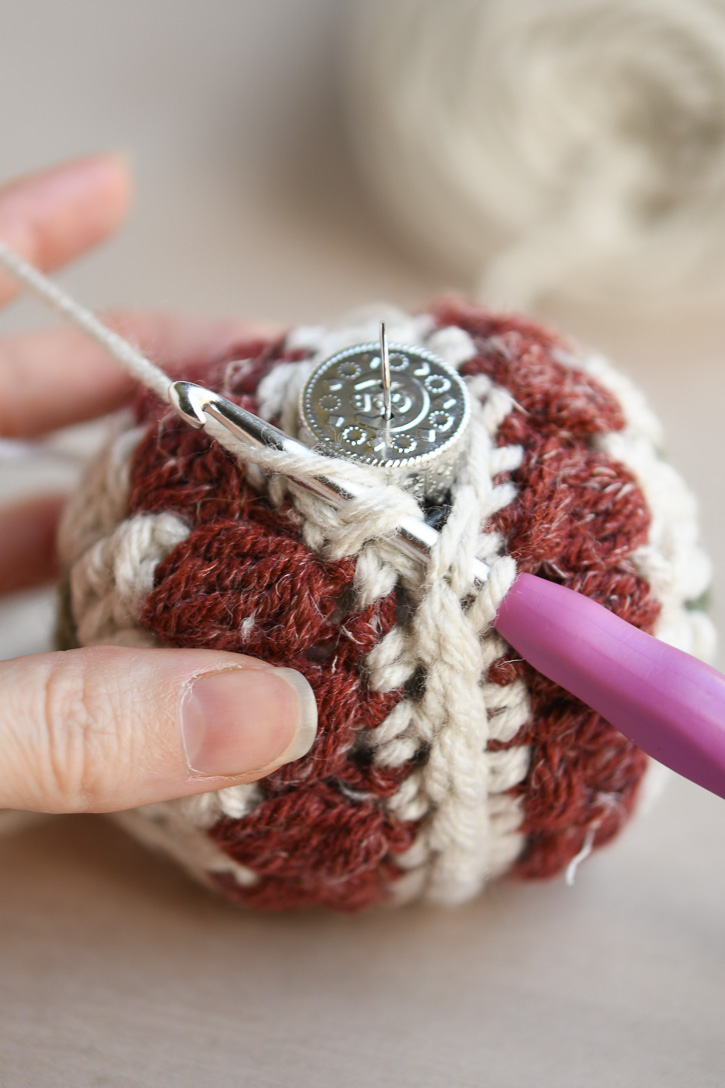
[0,155,317,814]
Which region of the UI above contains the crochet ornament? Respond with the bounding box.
[56,299,713,911]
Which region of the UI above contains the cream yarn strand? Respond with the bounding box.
[0,240,172,402]
[343,0,725,308]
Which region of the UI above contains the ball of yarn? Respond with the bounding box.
[343,0,725,308]
[57,300,713,910]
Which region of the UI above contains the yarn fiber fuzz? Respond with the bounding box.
[57,299,713,911]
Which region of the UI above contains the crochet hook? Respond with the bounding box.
[2,236,720,801]
[170,379,489,578]
[170,379,725,803]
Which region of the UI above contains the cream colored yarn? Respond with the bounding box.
[343,0,725,308]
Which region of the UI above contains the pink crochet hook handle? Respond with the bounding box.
[495,573,725,801]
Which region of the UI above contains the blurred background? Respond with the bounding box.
[0,0,445,328]
[1,2,725,1085]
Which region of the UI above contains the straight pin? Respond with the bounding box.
[380,320,392,425]
[380,320,392,452]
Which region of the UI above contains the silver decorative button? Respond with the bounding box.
[299,325,470,503]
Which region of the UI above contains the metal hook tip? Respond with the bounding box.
[169,380,211,428]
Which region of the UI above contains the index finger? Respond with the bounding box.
[0,155,131,306]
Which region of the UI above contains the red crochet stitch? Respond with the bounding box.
[123,301,656,910]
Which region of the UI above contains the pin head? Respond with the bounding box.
[299,340,470,502]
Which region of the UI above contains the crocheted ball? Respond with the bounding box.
[57,299,714,910]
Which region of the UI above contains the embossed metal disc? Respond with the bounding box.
[299,342,470,502]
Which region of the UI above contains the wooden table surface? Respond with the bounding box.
[1,3,725,1084]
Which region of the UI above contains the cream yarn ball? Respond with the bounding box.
[343,0,725,308]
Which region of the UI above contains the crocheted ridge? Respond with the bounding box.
[56,300,713,910]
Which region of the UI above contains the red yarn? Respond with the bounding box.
[130,393,418,910]
[125,302,655,908]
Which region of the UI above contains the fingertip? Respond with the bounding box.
[0,647,318,813]
[87,150,134,219]
[103,148,135,176]
[181,666,317,780]
[0,154,135,297]
[53,151,133,237]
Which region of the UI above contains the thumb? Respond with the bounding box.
[0,646,317,813]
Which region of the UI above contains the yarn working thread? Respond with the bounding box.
[343,0,725,309]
